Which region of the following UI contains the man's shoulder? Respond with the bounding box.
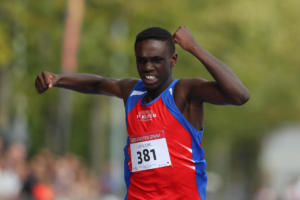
[175,78,207,90]
[174,78,208,103]
[119,78,140,102]
[119,78,139,89]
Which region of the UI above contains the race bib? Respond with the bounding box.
[130,130,172,172]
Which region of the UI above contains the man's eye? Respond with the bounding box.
[137,59,145,64]
[151,58,163,63]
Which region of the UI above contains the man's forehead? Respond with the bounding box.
[135,39,170,55]
[136,39,168,47]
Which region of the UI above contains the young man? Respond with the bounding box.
[35,26,249,199]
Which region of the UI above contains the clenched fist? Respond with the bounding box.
[173,26,197,52]
[35,71,58,94]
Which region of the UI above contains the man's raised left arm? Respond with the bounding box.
[173,26,250,105]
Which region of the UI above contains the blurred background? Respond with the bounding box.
[0,0,300,199]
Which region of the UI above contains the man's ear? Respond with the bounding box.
[170,53,178,68]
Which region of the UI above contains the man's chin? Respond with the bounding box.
[143,81,158,91]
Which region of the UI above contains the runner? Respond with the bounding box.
[35,26,250,199]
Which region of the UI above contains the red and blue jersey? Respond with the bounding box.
[124,79,207,200]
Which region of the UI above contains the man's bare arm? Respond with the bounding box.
[173,26,250,105]
[35,71,137,101]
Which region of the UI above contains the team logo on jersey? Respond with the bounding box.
[136,110,157,121]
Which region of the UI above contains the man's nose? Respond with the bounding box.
[143,60,154,70]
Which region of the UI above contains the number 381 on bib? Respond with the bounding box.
[130,131,172,172]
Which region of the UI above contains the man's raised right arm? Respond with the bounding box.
[35,71,137,101]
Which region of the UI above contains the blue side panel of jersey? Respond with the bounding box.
[123,137,131,200]
[124,80,145,200]
[161,79,207,200]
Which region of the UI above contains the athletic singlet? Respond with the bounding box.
[124,79,207,200]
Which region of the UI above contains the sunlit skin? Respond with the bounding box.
[35,26,250,131]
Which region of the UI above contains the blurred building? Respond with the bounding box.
[259,125,300,199]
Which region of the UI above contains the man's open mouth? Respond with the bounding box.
[145,75,156,81]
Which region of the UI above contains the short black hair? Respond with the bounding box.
[135,27,175,54]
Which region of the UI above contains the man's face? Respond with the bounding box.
[135,39,177,92]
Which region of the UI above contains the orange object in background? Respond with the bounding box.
[32,183,54,200]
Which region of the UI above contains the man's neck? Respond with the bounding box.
[143,78,173,104]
